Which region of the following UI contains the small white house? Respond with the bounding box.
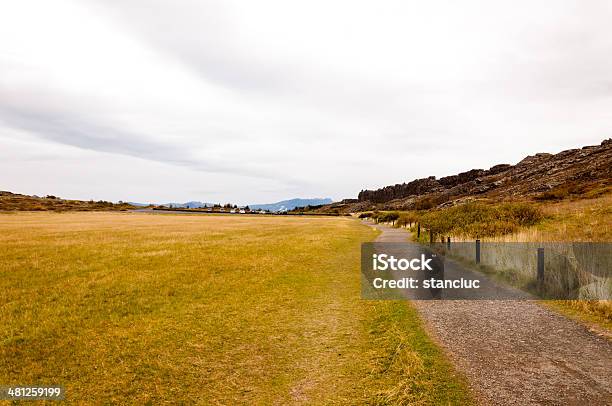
[239,209,246,214]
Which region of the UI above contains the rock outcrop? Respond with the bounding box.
[346,139,612,211]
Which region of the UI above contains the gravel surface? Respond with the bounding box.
[371,223,612,406]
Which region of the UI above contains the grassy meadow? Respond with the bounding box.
[0,212,471,404]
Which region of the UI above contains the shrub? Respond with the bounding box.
[377,212,400,223]
[397,212,419,227]
[419,202,543,238]
[414,197,436,210]
[534,181,593,201]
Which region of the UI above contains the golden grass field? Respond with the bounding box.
[0,212,471,404]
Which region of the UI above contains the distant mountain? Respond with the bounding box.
[248,198,332,212]
[127,202,152,207]
[128,198,333,212]
[164,201,215,209]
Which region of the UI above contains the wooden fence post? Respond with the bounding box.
[417,223,421,239]
[537,247,545,285]
[475,239,481,264]
[447,236,451,250]
[429,229,433,244]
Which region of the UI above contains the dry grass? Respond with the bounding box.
[492,195,612,329]
[0,212,471,404]
[543,300,612,337]
[535,194,611,242]
[486,194,612,243]
[444,195,612,331]
[397,194,611,331]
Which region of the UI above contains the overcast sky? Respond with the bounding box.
[1,1,611,204]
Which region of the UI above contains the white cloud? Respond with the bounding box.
[0,0,610,203]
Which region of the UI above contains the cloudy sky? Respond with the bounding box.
[1,0,611,204]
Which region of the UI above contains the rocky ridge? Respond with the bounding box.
[333,139,612,212]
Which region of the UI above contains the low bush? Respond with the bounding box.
[377,212,400,223]
[419,202,543,238]
[397,212,419,227]
[414,197,436,210]
[534,181,610,201]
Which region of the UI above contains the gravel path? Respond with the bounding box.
[372,222,612,406]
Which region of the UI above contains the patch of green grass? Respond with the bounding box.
[0,212,472,404]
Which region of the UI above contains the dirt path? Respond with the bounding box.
[371,222,612,406]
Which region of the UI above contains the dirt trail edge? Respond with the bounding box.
[371,222,611,406]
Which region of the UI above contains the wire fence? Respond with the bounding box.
[429,241,611,300]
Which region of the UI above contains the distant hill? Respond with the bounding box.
[322,139,612,212]
[249,198,333,212]
[0,191,134,212]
